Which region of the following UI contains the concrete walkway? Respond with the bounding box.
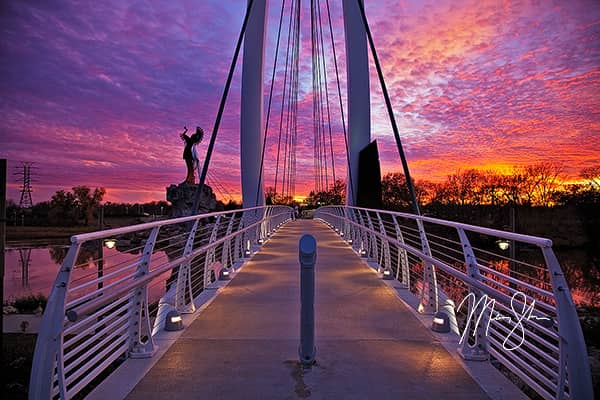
[126,219,490,400]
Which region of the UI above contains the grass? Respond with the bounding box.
[2,333,37,400]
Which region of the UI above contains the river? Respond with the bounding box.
[3,244,598,308]
[3,244,173,305]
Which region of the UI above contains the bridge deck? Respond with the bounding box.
[126,219,489,399]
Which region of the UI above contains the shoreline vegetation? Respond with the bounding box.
[5,216,150,245]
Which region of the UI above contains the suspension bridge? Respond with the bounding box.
[29,1,593,399]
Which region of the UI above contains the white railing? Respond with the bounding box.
[315,205,593,400]
[29,205,294,400]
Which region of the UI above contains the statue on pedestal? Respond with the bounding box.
[167,125,216,217]
[180,126,204,184]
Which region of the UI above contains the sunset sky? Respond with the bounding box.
[1,0,599,204]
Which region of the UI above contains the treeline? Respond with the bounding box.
[7,185,245,227]
[6,186,172,227]
[267,163,600,210]
[382,163,599,210]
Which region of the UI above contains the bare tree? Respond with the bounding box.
[581,166,600,190]
[521,163,564,206]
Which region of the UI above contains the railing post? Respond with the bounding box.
[417,219,437,314]
[29,243,81,400]
[456,228,488,361]
[365,212,378,261]
[357,211,369,256]
[391,215,410,287]
[241,210,253,257]
[260,206,271,243]
[204,215,222,288]
[542,247,593,399]
[376,212,391,273]
[349,208,360,249]
[343,207,351,243]
[175,220,199,313]
[336,207,344,234]
[221,214,237,270]
[128,226,160,358]
[298,234,317,366]
[234,212,245,262]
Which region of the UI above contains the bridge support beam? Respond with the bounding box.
[241,0,268,208]
[343,0,370,206]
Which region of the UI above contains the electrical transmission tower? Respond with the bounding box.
[15,162,35,208]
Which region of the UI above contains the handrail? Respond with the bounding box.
[29,205,294,400]
[314,205,593,400]
[69,206,267,244]
[349,205,553,247]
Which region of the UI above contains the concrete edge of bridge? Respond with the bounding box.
[85,258,255,400]
[357,256,528,400]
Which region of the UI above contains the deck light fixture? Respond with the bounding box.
[219,268,231,280]
[164,310,184,331]
[496,239,510,251]
[382,269,393,280]
[431,311,450,333]
[103,238,117,249]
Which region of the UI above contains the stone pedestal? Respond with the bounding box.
[166,183,217,218]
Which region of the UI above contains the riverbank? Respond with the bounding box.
[6,226,97,245]
[5,216,151,245]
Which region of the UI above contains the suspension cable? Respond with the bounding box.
[310,0,319,192]
[289,2,300,198]
[280,0,300,201]
[255,0,288,207]
[273,0,296,197]
[315,7,329,191]
[355,0,421,215]
[316,0,336,185]
[311,0,327,193]
[282,13,295,200]
[193,0,255,213]
[325,0,354,199]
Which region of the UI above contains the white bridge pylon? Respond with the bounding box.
[240,0,371,207]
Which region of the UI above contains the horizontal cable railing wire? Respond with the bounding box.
[30,205,294,400]
[314,205,592,400]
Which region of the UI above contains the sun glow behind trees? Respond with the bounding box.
[382,162,599,210]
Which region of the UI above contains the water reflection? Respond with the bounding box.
[3,244,171,303]
[5,246,67,301]
[4,244,599,308]
[557,249,600,307]
[19,248,31,288]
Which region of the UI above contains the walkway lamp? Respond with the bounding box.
[219,268,231,280]
[431,311,450,333]
[103,238,117,249]
[382,269,393,280]
[164,310,184,331]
